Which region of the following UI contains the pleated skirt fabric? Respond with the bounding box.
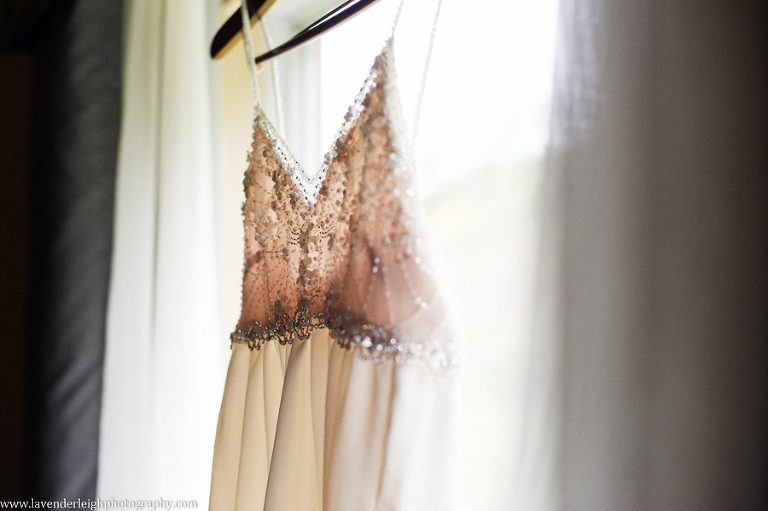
[209,328,461,511]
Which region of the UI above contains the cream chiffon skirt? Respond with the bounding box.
[209,328,461,511]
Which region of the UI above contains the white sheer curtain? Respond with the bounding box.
[99,0,228,502]
[521,1,768,509]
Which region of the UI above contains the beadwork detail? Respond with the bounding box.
[232,37,463,376]
[231,300,462,373]
[231,298,324,348]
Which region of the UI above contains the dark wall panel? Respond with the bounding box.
[24,0,122,499]
[0,51,33,501]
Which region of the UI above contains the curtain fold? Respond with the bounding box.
[98,0,227,502]
[522,1,768,509]
[25,0,122,498]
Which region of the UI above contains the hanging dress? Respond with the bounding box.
[209,2,462,509]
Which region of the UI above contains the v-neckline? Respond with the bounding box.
[250,37,396,208]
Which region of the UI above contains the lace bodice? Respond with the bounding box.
[231,38,460,373]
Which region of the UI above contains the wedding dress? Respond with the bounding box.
[209,2,462,509]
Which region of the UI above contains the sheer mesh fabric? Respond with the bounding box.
[232,38,461,372]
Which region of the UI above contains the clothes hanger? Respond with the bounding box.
[210,0,276,59]
[210,0,383,62]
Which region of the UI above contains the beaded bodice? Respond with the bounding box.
[231,38,460,373]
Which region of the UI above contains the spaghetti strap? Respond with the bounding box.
[412,0,443,142]
[390,0,444,144]
[390,0,407,34]
[240,0,260,105]
[259,19,285,135]
[241,0,286,132]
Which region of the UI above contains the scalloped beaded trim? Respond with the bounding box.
[230,306,461,375]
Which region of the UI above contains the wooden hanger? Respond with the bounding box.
[210,0,382,62]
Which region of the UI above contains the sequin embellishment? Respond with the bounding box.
[232,38,462,375]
